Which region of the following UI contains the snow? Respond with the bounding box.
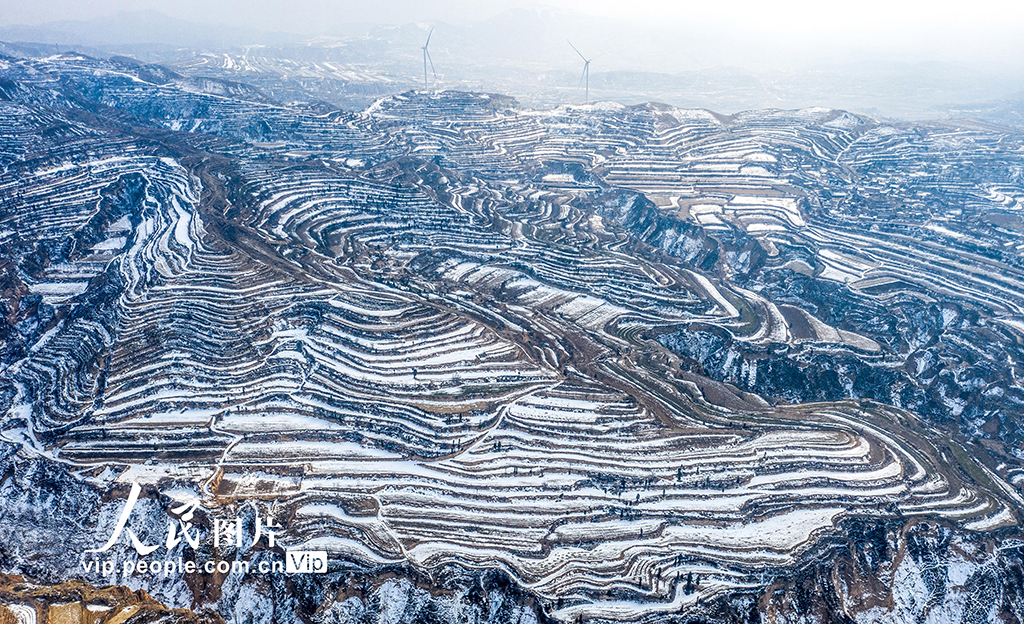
[728,195,805,228]
[218,412,346,433]
[739,166,773,177]
[28,281,89,297]
[663,507,844,552]
[665,108,721,124]
[92,236,127,251]
[288,536,401,564]
[688,272,739,318]
[925,223,967,240]
[228,440,401,460]
[7,604,35,624]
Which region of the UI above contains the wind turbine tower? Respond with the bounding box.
[422,27,436,89]
[568,40,596,105]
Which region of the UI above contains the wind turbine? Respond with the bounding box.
[422,27,436,89]
[567,40,599,105]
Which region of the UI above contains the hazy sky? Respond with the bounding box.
[2,0,1022,70]
[5,0,1022,38]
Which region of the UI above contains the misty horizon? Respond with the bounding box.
[0,2,1022,120]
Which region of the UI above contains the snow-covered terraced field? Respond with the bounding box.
[1,54,1023,622]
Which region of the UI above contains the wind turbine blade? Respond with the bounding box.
[425,26,434,48]
[426,49,436,77]
[579,63,588,88]
[567,39,587,62]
